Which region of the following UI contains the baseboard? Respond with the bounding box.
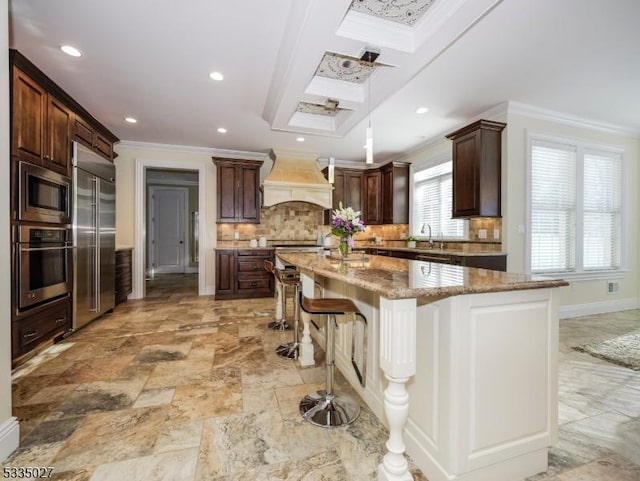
[560,297,640,319]
[0,417,19,462]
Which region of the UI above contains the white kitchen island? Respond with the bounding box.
[276,251,568,481]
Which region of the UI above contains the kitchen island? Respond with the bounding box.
[276,251,568,481]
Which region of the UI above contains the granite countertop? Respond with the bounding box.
[276,251,568,300]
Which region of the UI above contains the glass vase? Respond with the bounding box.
[338,238,351,258]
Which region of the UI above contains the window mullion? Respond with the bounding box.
[575,144,584,273]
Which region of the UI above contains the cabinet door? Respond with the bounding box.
[345,171,363,212]
[452,130,480,217]
[95,133,113,160]
[382,166,393,224]
[215,250,236,296]
[217,164,239,222]
[239,165,260,222]
[12,68,46,164]
[363,171,382,225]
[47,96,72,174]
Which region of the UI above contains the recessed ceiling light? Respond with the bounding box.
[296,137,305,142]
[60,45,82,57]
[217,127,227,134]
[416,107,429,114]
[125,117,137,124]
[209,71,224,81]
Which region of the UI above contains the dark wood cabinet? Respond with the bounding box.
[381,162,409,224]
[215,249,274,299]
[10,50,118,173]
[12,295,71,361]
[12,66,73,175]
[446,120,506,218]
[74,116,114,161]
[322,167,363,224]
[363,170,382,225]
[323,162,409,225]
[115,248,133,305]
[213,158,263,224]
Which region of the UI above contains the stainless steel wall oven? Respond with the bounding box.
[16,225,73,309]
[19,161,71,224]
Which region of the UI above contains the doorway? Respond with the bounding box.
[133,159,208,299]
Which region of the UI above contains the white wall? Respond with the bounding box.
[113,144,217,293]
[1,0,19,461]
[394,110,640,314]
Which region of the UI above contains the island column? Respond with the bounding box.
[377,297,417,481]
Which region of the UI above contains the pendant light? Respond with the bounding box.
[361,49,379,165]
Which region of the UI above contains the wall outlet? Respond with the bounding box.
[493,229,500,240]
[478,229,487,239]
[234,231,240,240]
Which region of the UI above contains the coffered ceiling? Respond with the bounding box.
[8,0,640,164]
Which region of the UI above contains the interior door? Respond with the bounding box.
[150,187,188,274]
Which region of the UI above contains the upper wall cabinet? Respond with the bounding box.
[213,158,263,224]
[446,119,506,218]
[12,67,73,176]
[322,162,409,225]
[381,162,409,224]
[321,167,363,224]
[10,50,119,173]
[73,116,114,161]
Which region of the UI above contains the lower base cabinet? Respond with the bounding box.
[215,249,274,300]
[115,248,133,305]
[12,295,71,361]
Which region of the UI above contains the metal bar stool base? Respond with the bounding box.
[268,320,290,331]
[299,390,360,427]
[276,342,298,360]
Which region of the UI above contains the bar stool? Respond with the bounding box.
[274,269,301,360]
[298,293,368,428]
[264,260,290,331]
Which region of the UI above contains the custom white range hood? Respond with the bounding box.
[261,151,333,209]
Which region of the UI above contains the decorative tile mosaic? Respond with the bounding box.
[349,0,436,26]
[314,52,377,84]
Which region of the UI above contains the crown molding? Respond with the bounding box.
[116,140,271,160]
[507,101,640,138]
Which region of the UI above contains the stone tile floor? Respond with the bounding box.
[3,274,640,480]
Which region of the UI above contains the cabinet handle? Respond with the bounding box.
[249,282,257,287]
[23,332,38,339]
[55,318,66,324]
[44,154,50,160]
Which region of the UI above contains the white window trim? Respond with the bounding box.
[525,130,627,279]
[409,153,469,240]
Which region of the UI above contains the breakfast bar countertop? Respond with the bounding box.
[276,251,568,300]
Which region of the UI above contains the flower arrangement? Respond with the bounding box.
[330,202,365,257]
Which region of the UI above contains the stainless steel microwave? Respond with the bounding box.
[19,162,71,224]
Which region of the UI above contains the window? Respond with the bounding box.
[412,161,465,238]
[528,136,623,275]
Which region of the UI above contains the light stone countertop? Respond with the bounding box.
[276,251,568,300]
[360,246,506,257]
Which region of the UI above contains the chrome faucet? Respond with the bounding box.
[421,223,434,248]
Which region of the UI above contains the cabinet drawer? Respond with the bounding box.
[237,259,270,272]
[13,297,70,358]
[237,276,271,291]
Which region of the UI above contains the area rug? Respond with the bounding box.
[573,331,640,371]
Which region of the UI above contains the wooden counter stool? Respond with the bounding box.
[298,293,368,428]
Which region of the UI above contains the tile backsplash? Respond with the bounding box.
[216,202,502,250]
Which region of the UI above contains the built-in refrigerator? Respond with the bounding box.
[72,142,116,330]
